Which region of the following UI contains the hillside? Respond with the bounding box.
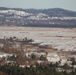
[0,7,76,27]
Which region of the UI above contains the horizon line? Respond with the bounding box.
[0,6,76,12]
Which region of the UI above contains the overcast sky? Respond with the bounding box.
[0,0,76,11]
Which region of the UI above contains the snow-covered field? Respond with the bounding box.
[0,27,76,51]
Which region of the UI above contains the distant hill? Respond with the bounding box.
[0,7,76,28]
[24,8,76,17]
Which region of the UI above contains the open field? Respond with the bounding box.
[0,26,76,51]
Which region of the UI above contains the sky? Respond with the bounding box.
[0,0,76,11]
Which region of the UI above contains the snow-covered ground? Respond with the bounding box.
[0,27,76,51]
[0,10,32,16]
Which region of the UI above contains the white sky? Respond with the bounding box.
[0,0,76,11]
